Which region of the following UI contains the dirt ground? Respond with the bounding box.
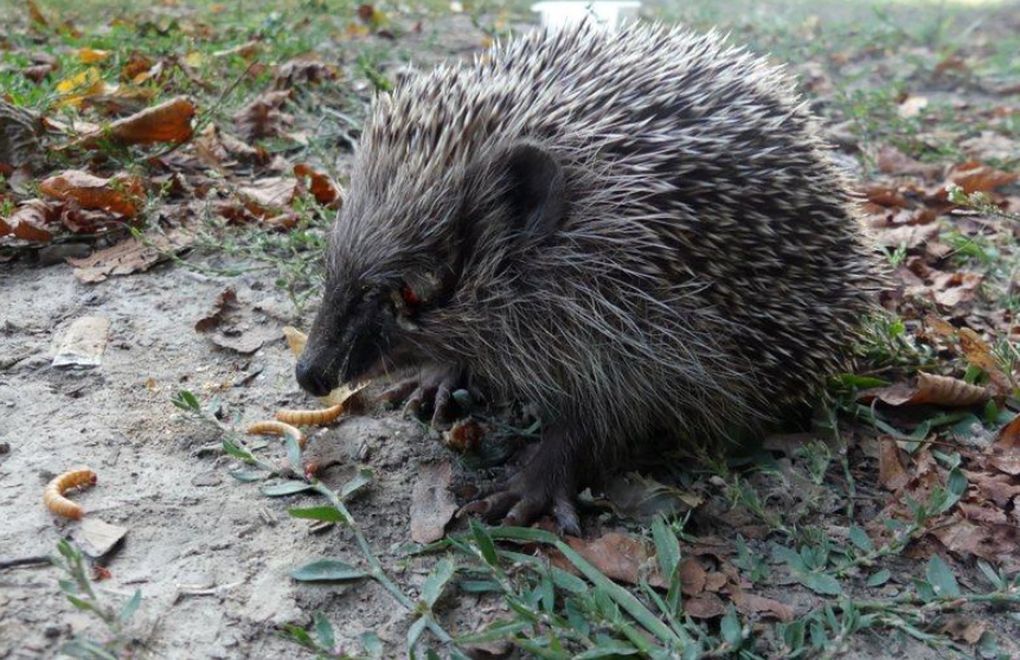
[2,0,1020,658]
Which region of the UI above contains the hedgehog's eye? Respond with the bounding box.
[389,285,420,331]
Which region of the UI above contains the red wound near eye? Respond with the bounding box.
[401,285,420,306]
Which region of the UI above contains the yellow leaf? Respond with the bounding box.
[55,67,107,107]
[183,51,205,68]
[77,48,110,64]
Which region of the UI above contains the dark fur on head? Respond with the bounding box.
[297,20,883,521]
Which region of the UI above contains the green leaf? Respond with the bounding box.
[456,619,531,644]
[799,572,843,596]
[281,623,315,648]
[650,516,681,583]
[771,544,807,573]
[229,469,265,483]
[118,590,142,623]
[866,569,891,587]
[222,437,255,463]
[406,616,428,652]
[470,520,498,566]
[290,559,368,582]
[575,642,641,658]
[976,560,1003,590]
[288,506,347,523]
[550,566,588,594]
[925,555,961,598]
[848,526,873,553]
[262,481,314,496]
[313,612,335,651]
[457,579,501,593]
[720,606,742,646]
[64,594,99,614]
[360,631,384,659]
[421,558,455,608]
[340,468,374,500]
[283,432,302,474]
[172,389,201,412]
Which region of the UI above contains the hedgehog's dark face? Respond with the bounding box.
[295,141,565,397]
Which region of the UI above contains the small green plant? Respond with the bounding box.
[51,539,142,660]
[279,612,385,659]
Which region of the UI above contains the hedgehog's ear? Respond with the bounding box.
[497,142,566,239]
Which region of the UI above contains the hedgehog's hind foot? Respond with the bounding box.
[378,364,467,430]
[460,430,582,536]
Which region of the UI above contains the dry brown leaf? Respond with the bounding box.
[409,461,458,544]
[27,0,48,26]
[914,372,989,406]
[957,328,1011,396]
[233,89,292,141]
[273,55,339,89]
[67,229,192,283]
[212,39,261,60]
[74,96,195,149]
[704,572,728,592]
[1,199,55,242]
[878,439,911,491]
[932,271,983,309]
[940,616,988,645]
[873,223,938,249]
[294,163,341,207]
[237,177,298,217]
[876,145,941,179]
[729,590,795,622]
[994,415,1020,450]
[40,170,145,217]
[862,184,910,208]
[679,558,707,595]
[558,533,665,588]
[120,52,154,82]
[965,469,1020,508]
[929,518,1020,574]
[683,593,726,619]
[947,161,1018,194]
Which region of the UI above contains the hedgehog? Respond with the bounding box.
[295,21,882,533]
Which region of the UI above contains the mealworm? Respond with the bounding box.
[43,468,97,520]
[274,403,344,426]
[246,420,307,449]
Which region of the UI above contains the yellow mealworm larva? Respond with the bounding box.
[43,468,97,520]
[274,403,344,427]
[246,420,307,449]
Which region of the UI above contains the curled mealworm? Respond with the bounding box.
[246,420,307,449]
[43,468,97,520]
[274,403,344,427]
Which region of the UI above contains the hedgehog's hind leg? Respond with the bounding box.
[461,422,582,535]
[378,364,468,429]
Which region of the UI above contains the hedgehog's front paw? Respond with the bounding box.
[460,459,581,536]
[378,364,467,429]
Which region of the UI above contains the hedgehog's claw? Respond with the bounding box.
[378,365,463,429]
[460,456,581,536]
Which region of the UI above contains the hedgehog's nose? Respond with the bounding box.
[295,357,335,397]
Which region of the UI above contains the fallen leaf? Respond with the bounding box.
[940,616,987,645]
[601,472,703,522]
[947,161,1018,194]
[27,0,48,26]
[234,89,292,141]
[274,55,339,89]
[55,67,110,107]
[729,590,795,622]
[679,558,707,595]
[958,328,1011,396]
[77,48,110,64]
[53,316,110,368]
[1,199,55,242]
[683,593,726,619]
[120,52,154,82]
[442,419,484,453]
[410,461,458,544]
[71,517,127,558]
[73,96,195,149]
[878,439,911,491]
[929,518,1020,574]
[553,532,664,588]
[67,229,192,283]
[897,95,928,119]
[40,170,145,218]
[212,39,261,60]
[873,224,939,249]
[294,163,341,207]
[994,415,1020,450]
[237,177,298,217]
[877,145,941,179]
[861,373,989,407]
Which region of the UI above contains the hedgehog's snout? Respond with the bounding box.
[295,353,339,397]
